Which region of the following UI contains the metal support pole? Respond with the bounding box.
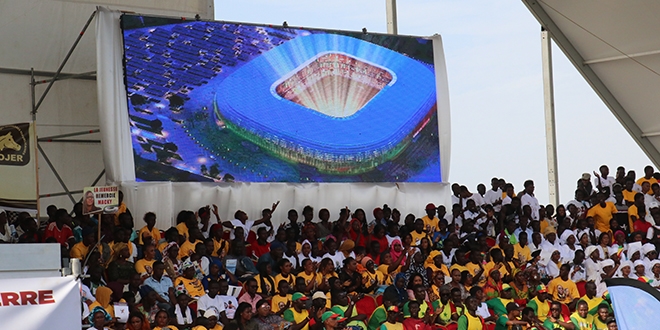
[542,28,559,206]
[32,71,96,85]
[38,129,100,141]
[37,143,77,204]
[33,10,97,115]
[386,0,398,35]
[31,68,36,121]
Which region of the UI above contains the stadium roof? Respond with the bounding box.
[523,0,660,168]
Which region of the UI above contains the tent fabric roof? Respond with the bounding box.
[523,0,660,167]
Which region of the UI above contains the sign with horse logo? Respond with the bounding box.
[0,123,30,166]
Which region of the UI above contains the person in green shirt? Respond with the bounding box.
[486,283,514,316]
[543,301,573,330]
[494,302,529,330]
[368,295,395,330]
[331,291,368,330]
[570,300,596,330]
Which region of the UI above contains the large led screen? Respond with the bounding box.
[121,15,443,182]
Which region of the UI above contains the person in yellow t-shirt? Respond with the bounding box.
[135,244,157,279]
[379,306,404,330]
[570,300,596,330]
[210,223,230,257]
[410,219,428,246]
[586,193,618,233]
[456,296,484,330]
[298,259,322,294]
[547,264,580,309]
[623,178,637,204]
[636,166,657,193]
[70,227,96,260]
[421,203,440,233]
[274,259,297,288]
[271,280,292,313]
[627,193,646,231]
[179,228,203,260]
[138,212,161,246]
[514,233,532,264]
[283,292,310,330]
[174,261,206,298]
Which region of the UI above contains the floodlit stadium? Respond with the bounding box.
[213,33,437,174]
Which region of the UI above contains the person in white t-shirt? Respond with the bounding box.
[520,180,540,221]
[484,177,503,213]
[594,165,616,198]
[218,279,238,325]
[222,201,279,240]
[197,280,225,317]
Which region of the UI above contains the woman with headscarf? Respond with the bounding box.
[560,229,581,264]
[337,239,355,259]
[107,242,137,285]
[383,273,409,306]
[297,239,319,263]
[389,238,406,266]
[360,257,384,294]
[424,250,449,281]
[510,268,530,302]
[163,242,182,279]
[538,249,562,280]
[88,286,115,319]
[584,246,602,283]
[88,306,113,330]
[614,260,633,279]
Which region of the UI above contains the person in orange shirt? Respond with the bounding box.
[586,192,618,233]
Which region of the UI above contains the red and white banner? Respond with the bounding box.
[0,276,81,329]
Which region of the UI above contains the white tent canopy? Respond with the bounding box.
[523,0,660,168]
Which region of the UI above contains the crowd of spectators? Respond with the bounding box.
[6,164,660,330]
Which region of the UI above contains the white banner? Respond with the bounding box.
[0,276,81,329]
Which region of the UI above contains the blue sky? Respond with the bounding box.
[214,0,653,205]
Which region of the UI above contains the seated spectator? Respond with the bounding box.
[197,280,225,318]
[330,291,367,330]
[174,260,205,299]
[162,242,183,279]
[170,292,196,329]
[137,212,160,246]
[136,285,160,325]
[88,306,113,330]
[143,261,175,310]
[238,278,262,311]
[271,280,291,314]
[70,226,96,260]
[43,208,74,247]
[255,298,287,329]
[570,300,595,330]
[135,243,157,280]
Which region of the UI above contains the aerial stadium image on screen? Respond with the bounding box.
[121,15,442,183]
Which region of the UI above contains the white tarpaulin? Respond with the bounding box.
[96,8,452,228]
[0,276,81,329]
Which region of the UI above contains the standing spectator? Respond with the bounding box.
[520,180,540,221]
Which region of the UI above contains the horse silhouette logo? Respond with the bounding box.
[0,132,21,152]
[0,123,30,166]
